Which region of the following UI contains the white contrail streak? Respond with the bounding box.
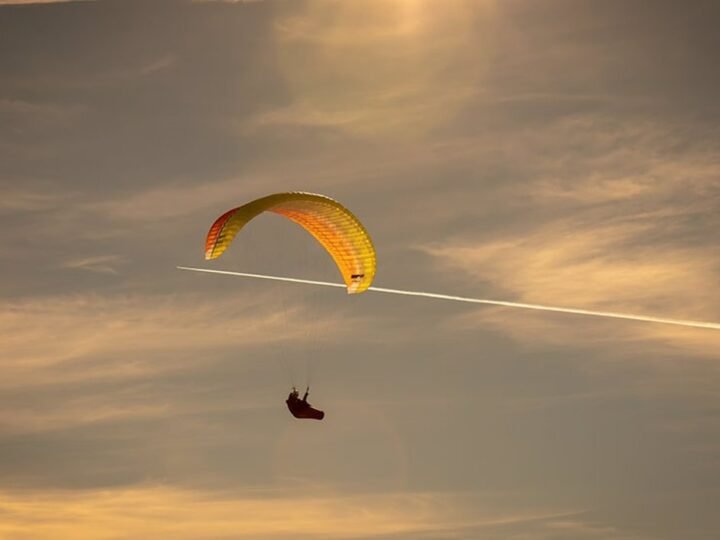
[177,266,720,331]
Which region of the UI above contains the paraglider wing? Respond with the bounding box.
[205,192,376,294]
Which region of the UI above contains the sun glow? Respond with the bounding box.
[266,0,496,137]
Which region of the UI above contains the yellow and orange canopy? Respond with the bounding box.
[204,192,376,294]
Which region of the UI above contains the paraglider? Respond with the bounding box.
[286,387,325,420]
[204,192,376,421]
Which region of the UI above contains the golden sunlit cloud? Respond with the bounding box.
[0,0,93,4]
[0,291,359,388]
[61,254,127,274]
[409,114,720,355]
[423,219,720,344]
[256,0,496,138]
[0,486,580,540]
[0,288,372,436]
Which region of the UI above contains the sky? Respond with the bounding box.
[1,0,720,538]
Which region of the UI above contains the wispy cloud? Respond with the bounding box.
[0,291,358,388]
[192,0,266,3]
[0,486,581,540]
[254,1,493,138]
[539,518,652,540]
[0,188,66,213]
[414,113,720,357]
[424,219,718,313]
[61,254,127,275]
[424,221,720,357]
[0,286,374,438]
[0,0,94,4]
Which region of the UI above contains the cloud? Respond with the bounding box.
[0,188,66,213]
[0,278,380,438]
[250,0,495,138]
[412,114,720,358]
[424,220,720,358]
[425,219,716,311]
[61,254,127,275]
[0,486,581,540]
[0,0,93,4]
[540,519,652,540]
[0,290,357,389]
[91,175,279,223]
[192,0,266,3]
[84,144,439,224]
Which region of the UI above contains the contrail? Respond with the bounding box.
[177,266,720,331]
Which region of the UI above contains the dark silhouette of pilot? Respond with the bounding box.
[286,387,324,420]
